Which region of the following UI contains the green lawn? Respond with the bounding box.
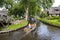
[47,20,60,27]
[37,17,60,27]
[7,20,28,30]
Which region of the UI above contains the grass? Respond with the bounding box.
[37,17,60,27]
[0,20,28,31]
[7,20,28,30]
[47,20,60,27]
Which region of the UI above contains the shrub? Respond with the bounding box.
[58,19,60,22]
[46,16,59,20]
[8,4,25,17]
[46,16,53,20]
[39,12,48,18]
[52,16,59,19]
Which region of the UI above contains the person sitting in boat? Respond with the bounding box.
[28,16,36,28]
[28,16,36,24]
[31,17,36,23]
[28,23,32,29]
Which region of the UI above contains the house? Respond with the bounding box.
[47,5,60,16]
[0,9,8,21]
[0,9,8,16]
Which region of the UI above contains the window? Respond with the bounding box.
[54,9,59,11]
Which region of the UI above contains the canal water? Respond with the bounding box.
[0,22,60,40]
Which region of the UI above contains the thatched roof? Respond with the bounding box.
[47,6,60,15]
[0,9,8,21]
[0,9,8,15]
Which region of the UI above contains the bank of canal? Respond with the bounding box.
[0,22,60,40]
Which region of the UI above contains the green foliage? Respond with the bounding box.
[29,4,41,17]
[0,0,4,7]
[46,16,59,20]
[52,16,59,19]
[46,16,51,20]
[0,0,54,19]
[8,3,25,17]
[0,0,54,9]
[19,0,54,19]
[39,12,48,18]
[58,19,60,22]
[4,0,13,5]
[4,0,13,9]
[29,0,37,2]
[41,0,54,9]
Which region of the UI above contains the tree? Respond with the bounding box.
[29,3,41,17]
[0,0,13,8]
[4,0,14,9]
[0,0,5,7]
[39,12,48,18]
[8,3,25,17]
[19,0,54,20]
[0,0,54,20]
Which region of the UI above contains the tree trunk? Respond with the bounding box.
[0,21,5,27]
[25,7,29,20]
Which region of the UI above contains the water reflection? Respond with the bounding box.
[48,26,60,40]
[37,23,49,35]
[37,23,51,40]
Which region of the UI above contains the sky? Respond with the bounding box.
[52,0,60,7]
[0,0,60,10]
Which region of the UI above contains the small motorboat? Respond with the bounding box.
[24,23,36,32]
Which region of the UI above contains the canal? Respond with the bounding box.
[0,22,60,40]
